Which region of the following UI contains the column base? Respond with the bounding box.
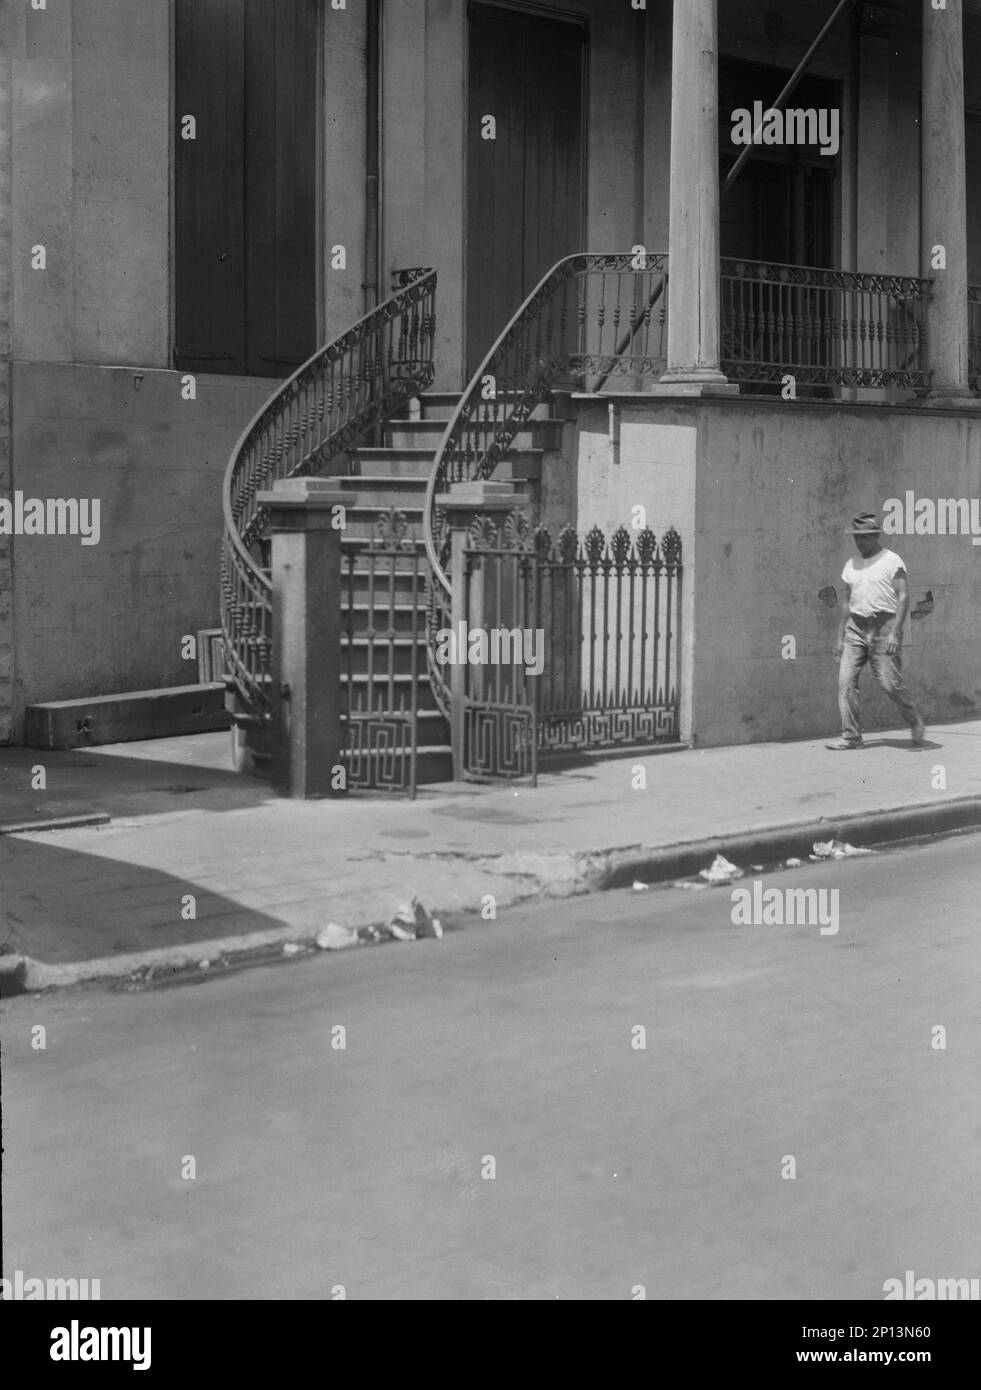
[922,386,981,409]
[651,371,740,397]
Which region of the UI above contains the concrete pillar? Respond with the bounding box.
[657,0,735,393]
[435,481,522,781]
[922,0,974,398]
[256,478,348,799]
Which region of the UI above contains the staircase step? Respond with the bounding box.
[25,684,230,750]
[385,418,563,451]
[355,446,544,474]
[342,672,442,712]
[413,392,560,423]
[346,455,433,479]
[333,476,430,508]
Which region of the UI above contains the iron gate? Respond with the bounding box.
[458,512,683,782]
[342,516,423,797]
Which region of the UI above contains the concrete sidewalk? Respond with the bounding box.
[2,720,980,989]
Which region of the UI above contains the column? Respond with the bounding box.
[256,477,348,799]
[922,0,974,399]
[656,0,735,393]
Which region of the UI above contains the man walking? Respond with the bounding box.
[827,511,926,750]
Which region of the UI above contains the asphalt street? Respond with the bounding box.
[2,833,979,1301]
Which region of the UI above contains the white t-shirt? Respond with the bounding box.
[842,548,906,617]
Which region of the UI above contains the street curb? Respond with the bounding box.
[591,795,981,891]
[3,794,980,996]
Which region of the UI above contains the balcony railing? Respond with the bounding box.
[970,285,980,393]
[721,259,932,393]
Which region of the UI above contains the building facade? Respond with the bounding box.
[2,0,981,751]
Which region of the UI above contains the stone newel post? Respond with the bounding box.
[256,477,348,798]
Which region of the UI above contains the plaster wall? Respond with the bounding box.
[568,402,697,742]
[8,364,276,738]
[12,0,170,368]
[685,400,981,747]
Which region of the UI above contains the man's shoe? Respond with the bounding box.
[911,719,926,744]
[826,738,864,750]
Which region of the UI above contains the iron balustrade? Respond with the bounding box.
[221,270,436,729]
[425,252,669,724]
[720,259,932,391]
[970,285,981,394]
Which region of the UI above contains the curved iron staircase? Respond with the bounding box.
[221,270,438,763]
[423,251,670,720]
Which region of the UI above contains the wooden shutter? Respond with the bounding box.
[174,0,246,373]
[244,0,319,375]
[175,0,318,377]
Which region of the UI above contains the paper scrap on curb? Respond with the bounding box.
[810,839,874,861]
[316,922,359,951]
[699,854,744,885]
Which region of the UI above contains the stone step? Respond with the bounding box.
[25,684,230,750]
[341,635,429,677]
[333,475,430,508]
[413,392,560,423]
[384,417,563,451]
[342,671,443,713]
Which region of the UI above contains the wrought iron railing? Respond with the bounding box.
[424,252,669,719]
[720,259,932,391]
[970,285,980,393]
[221,270,436,727]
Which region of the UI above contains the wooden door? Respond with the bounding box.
[466,4,585,376]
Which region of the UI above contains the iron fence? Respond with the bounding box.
[458,513,683,782]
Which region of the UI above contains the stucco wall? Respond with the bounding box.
[9,364,276,736]
[563,397,981,749]
[686,400,981,747]
[12,0,170,368]
[567,401,697,742]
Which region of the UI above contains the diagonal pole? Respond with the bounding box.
[721,0,860,202]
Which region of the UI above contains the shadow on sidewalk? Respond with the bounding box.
[0,736,273,827]
[862,738,943,752]
[0,833,288,967]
